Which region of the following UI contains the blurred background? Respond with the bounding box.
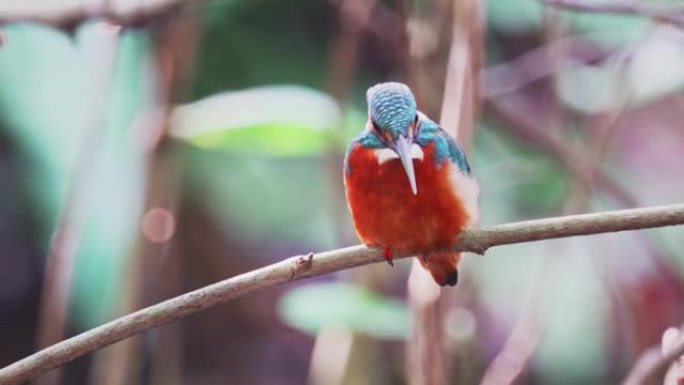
[1,0,684,384]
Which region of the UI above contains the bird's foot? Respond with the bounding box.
[383,247,394,267]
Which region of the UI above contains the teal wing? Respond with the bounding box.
[415,118,472,175]
[443,132,471,175]
[344,130,384,176]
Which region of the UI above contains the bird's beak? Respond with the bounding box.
[394,135,418,195]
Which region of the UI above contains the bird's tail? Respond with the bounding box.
[418,252,461,287]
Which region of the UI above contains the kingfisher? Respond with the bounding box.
[343,82,479,286]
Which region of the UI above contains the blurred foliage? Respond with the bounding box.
[0,24,151,327]
[192,0,334,97]
[191,124,333,154]
[486,0,648,46]
[171,86,364,250]
[278,282,410,339]
[486,0,545,33]
[170,85,362,155]
[0,0,683,384]
[559,33,684,113]
[183,150,341,249]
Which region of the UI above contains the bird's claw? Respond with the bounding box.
[383,247,394,267]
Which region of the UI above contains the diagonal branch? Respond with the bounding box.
[487,96,638,208]
[1,204,684,385]
[542,0,684,29]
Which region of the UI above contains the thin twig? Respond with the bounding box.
[32,22,122,385]
[661,327,684,385]
[0,204,682,384]
[479,274,545,385]
[481,35,608,98]
[487,96,638,208]
[543,0,684,29]
[481,13,566,383]
[408,0,483,383]
[89,17,191,385]
[144,15,200,385]
[623,335,684,385]
[309,0,375,381]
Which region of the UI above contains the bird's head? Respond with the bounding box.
[366,82,420,194]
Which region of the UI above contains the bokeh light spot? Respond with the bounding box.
[142,207,176,243]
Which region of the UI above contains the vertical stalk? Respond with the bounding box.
[33,22,121,385]
[89,14,198,385]
[407,0,482,384]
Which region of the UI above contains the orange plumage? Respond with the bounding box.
[344,142,471,286]
[344,82,477,286]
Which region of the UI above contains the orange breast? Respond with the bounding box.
[344,142,470,253]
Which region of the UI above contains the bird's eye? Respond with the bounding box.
[410,114,419,137]
[371,119,380,132]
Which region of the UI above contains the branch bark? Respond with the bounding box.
[0,204,684,384]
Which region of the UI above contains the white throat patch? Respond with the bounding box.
[375,143,424,165]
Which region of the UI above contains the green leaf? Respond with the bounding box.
[170,85,343,157]
[190,124,332,156]
[278,282,410,339]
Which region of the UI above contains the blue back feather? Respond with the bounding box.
[415,118,471,174]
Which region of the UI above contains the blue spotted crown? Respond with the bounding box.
[366,82,417,140]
